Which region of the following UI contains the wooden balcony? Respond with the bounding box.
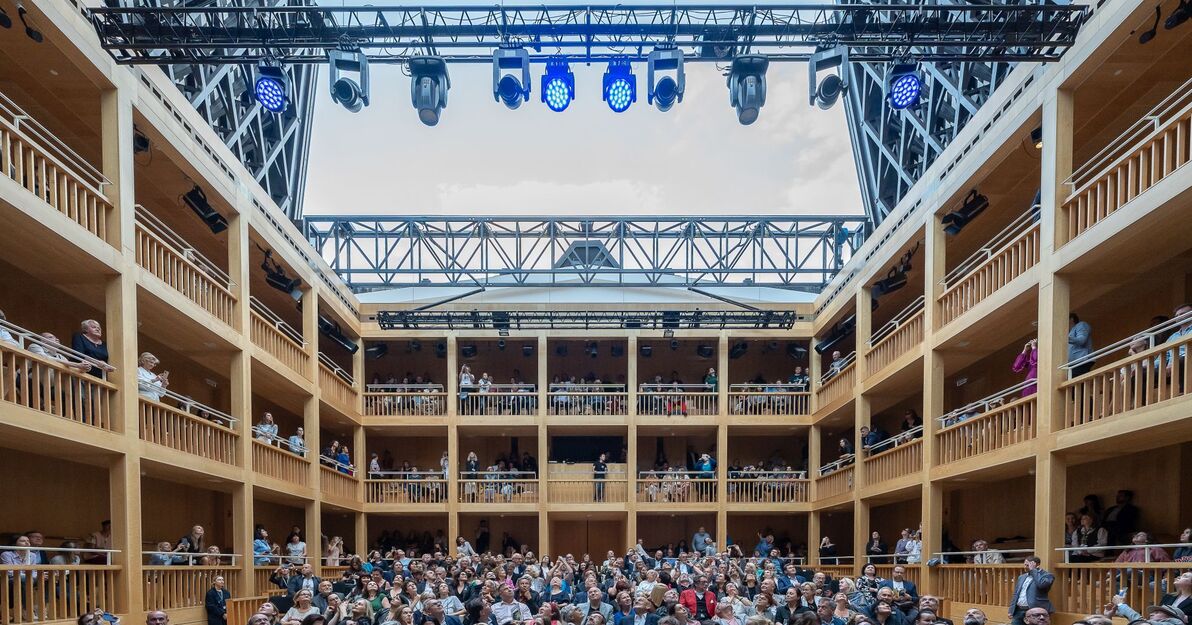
[0,564,119,625]
[250,298,309,378]
[726,474,809,504]
[863,433,923,485]
[459,476,539,504]
[547,479,628,503]
[363,386,447,417]
[319,353,357,414]
[320,464,359,501]
[1062,77,1192,244]
[936,564,1022,609]
[636,475,717,504]
[459,386,539,416]
[0,91,112,244]
[252,439,309,487]
[817,357,856,408]
[134,206,236,326]
[937,387,1036,465]
[638,386,718,416]
[138,396,238,465]
[815,464,854,499]
[939,211,1040,326]
[0,330,116,431]
[547,388,629,415]
[728,386,811,416]
[142,566,240,611]
[364,475,448,504]
[865,297,925,377]
[1056,563,1187,616]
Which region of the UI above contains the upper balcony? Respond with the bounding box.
[637,338,719,421]
[938,204,1041,328]
[548,339,628,416]
[458,338,538,420]
[362,339,447,419]
[364,430,448,508]
[817,351,857,408]
[725,339,811,421]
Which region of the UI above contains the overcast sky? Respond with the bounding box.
[304,50,864,217]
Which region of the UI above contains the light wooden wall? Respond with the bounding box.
[726,434,807,470]
[0,450,110,542]
[253,393,304,440]
[140,477,232,551]
[725,514,810,556]
[820,510,855,556]
[870,395,923,438]
[457,436,537,470]
[254,500,305,545]
[457,339,538,383]
[870,498,923,554]
[637,435,717,470]
[549,519,624,558]
[547,339,629,384]
[367,435,449,470]
[947,339,1035,410]
[1065,443,1189,541]
[638,340,717,384]
[0,258,107,338]
[725,340,810,384]
[369,514,448,547]
[363,343,450,385]
[136,331,230,412]
[321,511,356,548]
[458,515,539,554]
[637,513,716,552]
[944,475,1035,551]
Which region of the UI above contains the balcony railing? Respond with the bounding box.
[459,384,538,415]
[318,352,357,411]
[250,297,308,378]
[251,437,309,487]
[1059,314,1192,429]
[939,208,1041,326]
[364,472,448,504]
[863,428,923,484]
[936,564,1023,608]
[726,471,809,503]
[134,206,236,326]
[866,297,925,376]
[937,382,1037,464]
[320,463,359,500]
[815,462,854,498]
[0,91,112,243]
[729,384,810,416]
[817,353,857,407]
[142,566,240,611]
[1056,562,1191,616]
[547,470,628,503]
[0,560,119,625]
[548,384,628,415]
[636,473,717,503]
[0,319,116,430]
[1063,76,1192,243]
[458,472,539,503]
[638,384,718,416]
[363,384,447,416]
[871,564,922,587]
[138,392,238,465]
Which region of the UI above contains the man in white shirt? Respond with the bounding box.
[971,539,1005,564]
[491,585,531,625]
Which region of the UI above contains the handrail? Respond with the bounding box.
[819,351,857,385]
[869,296,926,346]
[250,297,305,346]
[460,383,536,391]
[550,467,629,476]
[818,455,855,475]
[367,383,445,391]
[549,383,627,391]
[0,317,115,379]
[725,470,809,478]
[318,352,355,385]
[728,382,810,391]
[0,545,119,565]
[370,470,450,478]
[932,548,1036,558]
[135,205,233,288]
[0,90,109,190]
[457,469,537,477]
[320,455,356,474]
[1056,542,1192,563]
[1061,311,1192,371]
[866,426,923,454]
[142,551,245,565]
[938,380,1034,425]
[638,470,720,477]
[251,428,307,456]
[143,387,237,426]
[637,383,716,391]
[942,205,1040,288]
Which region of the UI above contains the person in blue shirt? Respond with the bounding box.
[253,528,273,565]
[754,533,774,558]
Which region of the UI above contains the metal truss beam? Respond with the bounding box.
[377,309,798,330]
[302,215,870,291]
[88,4,1087,64]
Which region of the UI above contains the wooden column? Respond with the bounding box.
[854,498,871,572]
[715,423,728,550]
[302,289,319,381]
[109,454,143,614]
[305,500,321,572]
[808,338,821,414]
[627,336,638,416]
[717,333,729,415]
[99,80,135,251]
[808,423,822,502]
[447,421,460,556]
[808,511,821,566]
[537,335,548,417]
[627,421,638,549]
[920,481,944,595]
[354,513,368,557]
[921,217,945,593]
[538,427,550,554]
[446,336,459,417]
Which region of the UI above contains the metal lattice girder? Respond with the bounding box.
[88,3,1088,65]
[302,215,871,291]
[377,309,798,330]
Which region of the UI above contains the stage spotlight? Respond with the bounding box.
[611,344,625,358]
[409,340,422,352]
[461,345,477,359]
[872,268,908,297]
[182,185,229,234]
[254,62,290,114]
[409,56,450,126]
[586,342,599,358]
[17,4,40,42]
[328,49,370,113]
[808,45,848,110]
[787,343,808,360]
[497,339,507,351]
[555,345,568,357]
[1166,0,1189,29]
[647,48,685,112]
[696,345,715,359]
[0,6,10,29]
[728,55,769,124]
[365,344,388,360]
[493,47,531,110]
[942,189,989,236]
[669,339,680,351]
[133,127,150,154]
[522,345,535,357]
[886,63,921,110]
[435,342,447,358]
[1030,126,1043,149]
[318,316,359,355]
[729,342,748,359]
[639,344,653,358]
[603,59,637,113]
[541,57,575,112]
[258,247,302,300]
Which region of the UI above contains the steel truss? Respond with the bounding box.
[377,310,798,331]
[88,4,1087,64]
[302,215,870,291]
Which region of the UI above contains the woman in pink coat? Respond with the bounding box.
[1013,339,1039,396]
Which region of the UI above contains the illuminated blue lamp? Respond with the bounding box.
[540,58,575,112]
[886,63,922,110]
[602,59,636,113]
[254,63,290,113]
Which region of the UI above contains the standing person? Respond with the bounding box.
[459,365,475,413]
[1012,340,1038,396]
[1008,557,1054,625]
[1068,314,1094,377]
[594,453,609,502]
[290,428,307,456]
[137,352,170,402]
[71,319,116,377]
[704,368,718,391]
[205,575,232,625]
[256,412,279,443]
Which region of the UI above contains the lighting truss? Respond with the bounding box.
[377,309,799,331]
[303,215,870,291]
[88,4,1087,65]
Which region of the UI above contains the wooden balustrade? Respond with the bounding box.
[363,392,447,417]
[250,310,309,378]
[817,364,856,408]
[321,465,359,500]
[142,566,239,611]
[0,118,112,243]
[637,391,718,416]
[252,567,274,596]
[0,565,118,625]
[139,398,238,465]
[1060,334,1191,429]
[1056,564,1187,616]
[936,565,1022,609]
[135,222,236,325]
[547,392,629,415]
[728,391,811,416]
[0,342,116,430]
[863,438,923,484]
[252,440,310,487]
[458,478,539,504]
[547,479,628,503]
[319,363,357,411]
[636,477,717,503]
[459,391,540,416]
[364,478,449,504]
[726,478,809,503]
[872,565,922,587]
[866,310,925,376]
[228,596,266,625]
[319,566,348,579]
[815,466,854,498]
[938,223,1040,326]
[937,395,1036,465]
[816,565,855,577]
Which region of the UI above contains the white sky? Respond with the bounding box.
[304,51,864,217]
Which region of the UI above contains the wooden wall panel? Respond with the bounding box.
[638,340,717,385]
[457,515,539,554]
[820,510,855,557]
[637,435,718,470]
[141,477,232,551]
[547,339,629,385]
[0,258,106,338]
[1066,444,1188,542]
[253,499,305,546]
[366,436,450,470]
[725,514,810,556]
[457,436,538,471]
[456,340,539,383]
[725,340,810,384]
[0,450,110,542]
[549,519,625,558]
[368,514,448,547]
[636,513,716,552]
[363,344,450,386]
[726,435,807,472]
[944,476,1034,552]
[870,498,923,553]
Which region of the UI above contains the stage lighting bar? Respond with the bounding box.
[377,309,799,330]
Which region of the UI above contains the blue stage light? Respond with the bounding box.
[540,58,575,112]
[886,64,922,110]
[254,64,290,113]
[602,59,636,113]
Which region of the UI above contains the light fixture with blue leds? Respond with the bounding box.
[254,62,290,113]
[540,57,575,112]
[602,59,636,113]
[886,63,922,110]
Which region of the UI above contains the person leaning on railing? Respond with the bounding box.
[137,352,170,402]
[72,318,116,377]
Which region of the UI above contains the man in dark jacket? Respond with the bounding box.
[286,563,321,598]
[1008,557,1055,625]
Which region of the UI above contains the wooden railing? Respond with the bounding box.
[319,356,357,411]
[939,220,1040,326]
[638,389,718,416]
[135,207,236,326]
[458,477,539,504]
[0,341,116,430]
[863,437,923,484]
[1056,564,1188,616]
[728,389,811,416]
[547,479,628,503]
[250,302,309,378]
[252,567,274,596]
[816,565,855,577]
[815,465,854,498]
[872,565,922,587]
[320,465,359,500]
[143,566,239,611]
[459,389,539,416]
[866,302,925,376]
[228,596,266,625]
[139,398,238,465]
[0,564,119,625]
[319,566,348,578]
[547,391,629,416]
[1060,332,1192,429]
[636,476,717,503]
[0,93,112,243]
[364,477,448,504]
[727,477,810,503]
[1062,77,1192,243]
[936,565,1021,608]
[817,362,856,407]
[937,395,1036,465]
[252,439,309,487]
[363,391,447,416]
